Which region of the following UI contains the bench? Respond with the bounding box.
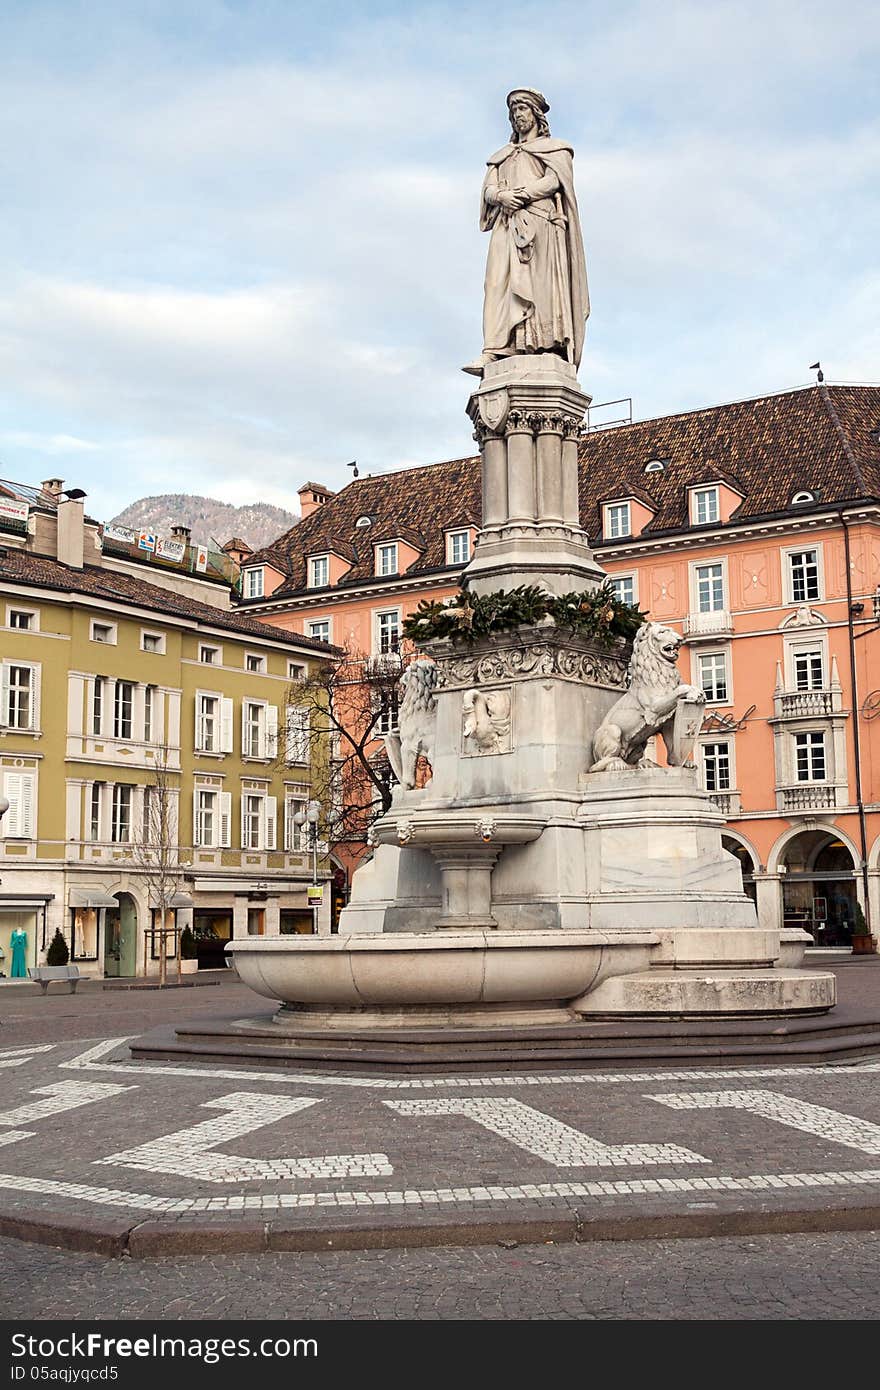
[28,965,82,995]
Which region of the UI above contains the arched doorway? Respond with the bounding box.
[780,830,858,947]
[722,836,758,906]
[104,892,138,977]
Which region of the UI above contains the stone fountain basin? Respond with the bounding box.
[227,930,657,1011]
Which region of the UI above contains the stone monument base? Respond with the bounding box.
[227,925,835,1026]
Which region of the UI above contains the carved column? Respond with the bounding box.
[561,417,582,528]
[480,428,508,530]
[465,355,606,596]
[534,411,564,526]
[431,846,500,929]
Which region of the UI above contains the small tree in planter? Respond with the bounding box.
[179,926,198,974]
[851,902,876,955]
[46,929,70,967]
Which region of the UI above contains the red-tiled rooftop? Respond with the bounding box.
[0,548,337,652]
[243,384,880,599]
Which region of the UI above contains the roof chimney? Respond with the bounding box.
[57,489,86,569]
[297,481,335,520]
[171,524,192,542]
[41,478,64,499]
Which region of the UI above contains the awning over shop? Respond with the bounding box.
[170,892,194,909]
[68,888,119,909]
[0,896,54,911]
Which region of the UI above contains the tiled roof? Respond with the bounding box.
[580,384,880,537]
[246,455,481,596]
[243,385,880,598]
[0,549,336,652]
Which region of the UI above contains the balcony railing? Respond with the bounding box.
[708,790,742,816]
[364,651,403,679]
[780,785,837,812]
[777,690,835,718]
[683,610,733,637]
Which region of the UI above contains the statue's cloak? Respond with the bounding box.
[481,138,589,366]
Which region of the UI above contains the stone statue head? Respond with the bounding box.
[507,87,550,142]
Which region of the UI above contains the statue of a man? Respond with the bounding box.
[464,88,589,377]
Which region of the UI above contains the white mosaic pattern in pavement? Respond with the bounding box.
[651,1089,880,1156]
[0,1081,134,1127]
[0,1045,56,1070]
[97,1092,392,1182]
[1,1166,880,1215]
[385,1097,709,1167]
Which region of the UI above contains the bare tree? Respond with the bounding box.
[130,741,184,985]
[280,642,408,853]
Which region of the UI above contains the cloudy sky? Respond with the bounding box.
[1,0,878,520]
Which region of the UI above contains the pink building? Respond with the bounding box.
[243,382,880,947]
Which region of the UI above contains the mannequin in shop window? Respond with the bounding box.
[10,928,27,979]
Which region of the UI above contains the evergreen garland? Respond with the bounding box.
[403,582,645,649]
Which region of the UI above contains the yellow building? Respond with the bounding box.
[0,487,333,978]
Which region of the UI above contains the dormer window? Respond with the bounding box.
[244,567,264,599]
[376,542,398,576]
[309,555,329,588]
[644,458,666,474]
[603,502,631,540]
[791,490,816,505]
[447,529,471,565]
[691,486,719,525]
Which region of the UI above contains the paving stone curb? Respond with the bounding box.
[5,1200,880,1260]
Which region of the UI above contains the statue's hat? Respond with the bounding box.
[506,87,549,114]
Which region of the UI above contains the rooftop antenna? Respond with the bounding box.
[347,460,359,479]
[810,361,824,384]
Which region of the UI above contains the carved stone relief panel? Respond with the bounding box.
[462,687,513,756]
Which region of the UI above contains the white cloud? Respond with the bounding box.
[0,0,877,518]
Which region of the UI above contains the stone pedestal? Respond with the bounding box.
[465,356,606,595]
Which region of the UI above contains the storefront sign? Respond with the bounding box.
[103,524,135,544]
[0,496,29,525]
[307,885,324,904]
[156,537,186,562]
[194,544,209,572]
[137,530,157,553]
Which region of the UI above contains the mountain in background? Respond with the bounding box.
[111,494,298,551]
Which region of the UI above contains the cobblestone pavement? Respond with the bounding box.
[0,962,878,1262]
[2,1230,878,1319]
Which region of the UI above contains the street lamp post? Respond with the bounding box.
[294,799,322,934]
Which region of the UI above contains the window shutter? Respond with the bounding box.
[195,695,204,751]
[22,772,36,839]
[4,773,35,839]
[30,666,41,731]
[266,705,278,759]
[220,698,234,753]
[3,774,21,836]
[283,797,293,852]
[192,789,201,847]
[219,792,232,848]
[240,702,249,756]
[264,795,277,851]
[286,706,309,764]
[0,665,9,727]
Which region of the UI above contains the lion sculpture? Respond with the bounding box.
[590,622,705,772]
[384,658,438,789]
